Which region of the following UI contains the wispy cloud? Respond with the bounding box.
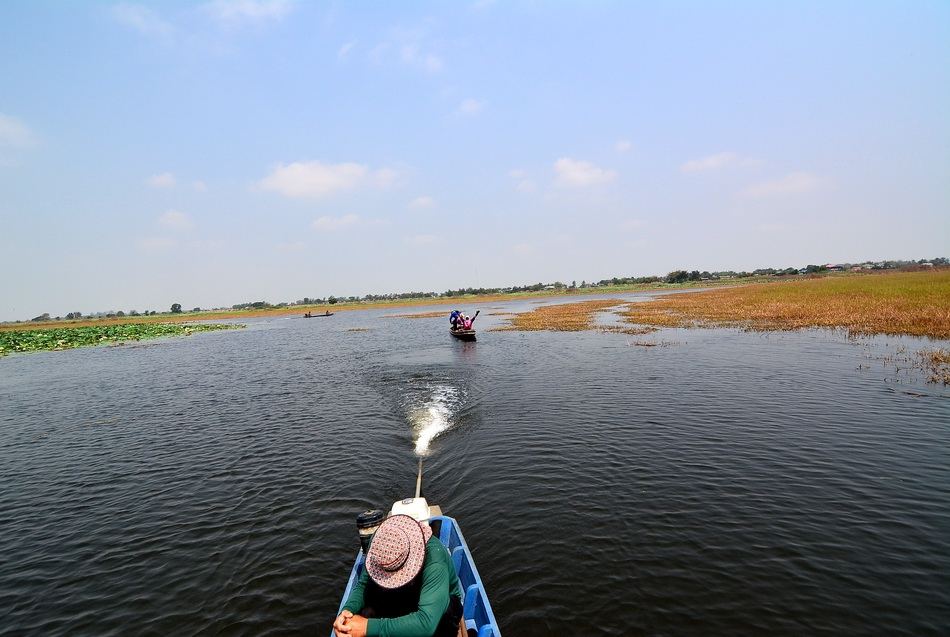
[681,151,759,173]
[338,40,356,59]
[202,0,294,24]
[741,171,820,198]
[111,3,174,39]
[312,214,361,231]
[509,169,536,193]
[0,113,35,148]
[258,160,396,199]
[146,172,176,188]
[158,209,193,230]
[457,98,484,115]
[554,158,616,187]
[615,140,632,153]
[192,180,208,192]
[370,26,444,74]
[409,195,435,209]
[374,167,398,188]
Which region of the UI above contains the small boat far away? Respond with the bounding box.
[450,328,477,341]
[303,311,334,318]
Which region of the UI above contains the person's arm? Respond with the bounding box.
[341,568,369,614]
[365,544,451,637]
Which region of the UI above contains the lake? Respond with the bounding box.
[2,294,948,636]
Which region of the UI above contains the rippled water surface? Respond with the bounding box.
[2,296,949,636]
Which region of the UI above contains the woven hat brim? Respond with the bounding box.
[366,515,429,589]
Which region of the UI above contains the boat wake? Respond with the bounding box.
[407,384,460,456]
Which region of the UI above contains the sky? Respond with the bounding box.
[1,0,948,320]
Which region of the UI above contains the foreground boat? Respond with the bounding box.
[335,495,501,637]
[450,328,477,341]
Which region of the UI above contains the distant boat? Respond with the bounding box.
[450,328,476,341]
[304,312,334,318]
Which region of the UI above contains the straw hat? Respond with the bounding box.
[365,515,433,589]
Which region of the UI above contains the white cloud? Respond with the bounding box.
[338,41,356,59]
[406,234,440,246]
[615,140,632,153]
[508,168,535,193]
[741,172,820,198]
[158,209,193,230]
[192,180,208,192]
[312,214,360,232]
[420,53,443,73]
[111,3,174,38]
[258,161,373,198]
[554,158,616,187]
[680,152,761,173]
[0,113,35,148]
[371,27,444,74]
[147,172,176,188]
[409,196,435,209]
[457,98,484,115]
[203,0,293,24]
[373,167,398,188]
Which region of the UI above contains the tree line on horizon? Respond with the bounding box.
[19,256,948,323]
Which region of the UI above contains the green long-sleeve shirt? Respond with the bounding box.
[342,536,463,637]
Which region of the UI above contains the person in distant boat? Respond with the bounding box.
[449,309,462,331]
[332,514,464,637]
[326,310,331,316]
[304,312,312,318]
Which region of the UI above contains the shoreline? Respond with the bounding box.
[0,277,772,333]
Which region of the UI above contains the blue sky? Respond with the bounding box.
[1,1,948,320]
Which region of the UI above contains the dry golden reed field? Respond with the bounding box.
[489,270,949,383]
[621,269,950,339]
[492,299,620,332]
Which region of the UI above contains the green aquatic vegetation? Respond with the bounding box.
[0,323,242,356]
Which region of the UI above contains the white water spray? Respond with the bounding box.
[409,385,459,456]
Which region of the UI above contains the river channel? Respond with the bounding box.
[2,294,948,635]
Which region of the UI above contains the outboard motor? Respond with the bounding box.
[356,509,385,554]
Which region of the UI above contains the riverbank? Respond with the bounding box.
[1,277,777,333]
[621,269,950,339]
[0,323,241,356]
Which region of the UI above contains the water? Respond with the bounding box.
[1,297,948,636]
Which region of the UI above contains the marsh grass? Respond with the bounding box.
[492,300,624,332]
[918,348,950,385]
[622,270,950,339]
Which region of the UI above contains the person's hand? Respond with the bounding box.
[333,610,353,636]
[344,615,368,637]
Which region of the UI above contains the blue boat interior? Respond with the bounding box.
[334,515,501,637]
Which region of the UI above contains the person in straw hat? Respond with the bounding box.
[333,514,464,637]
